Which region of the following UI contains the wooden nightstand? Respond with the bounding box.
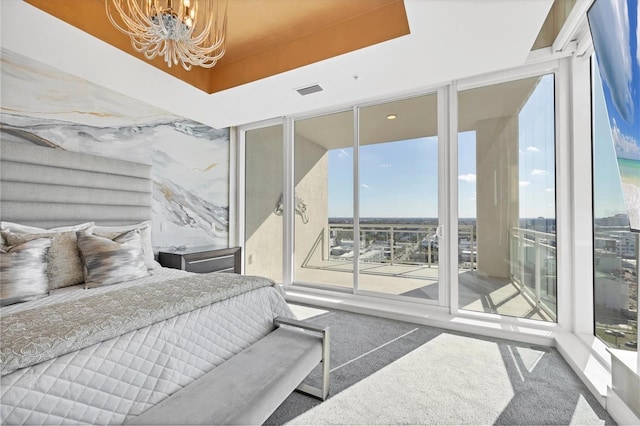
[158,247,241,274]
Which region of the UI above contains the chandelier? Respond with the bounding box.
[105,0,227,71]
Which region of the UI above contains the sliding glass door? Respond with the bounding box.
[241,70,559,323]
[457,74,557,321]
[289,94,440,302]
[357,94,440,300]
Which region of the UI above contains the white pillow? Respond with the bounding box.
[92,221,159,270]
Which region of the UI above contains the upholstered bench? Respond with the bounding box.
[126,317,330,425]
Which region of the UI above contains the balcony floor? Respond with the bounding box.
[296,259,553,322]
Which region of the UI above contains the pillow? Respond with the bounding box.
[0,221,94,234]
[1,222,92,290]
[77,230,149,289]
[1,237,52,306]
[93,221,159,270]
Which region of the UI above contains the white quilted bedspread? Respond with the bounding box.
[1,269,294,425]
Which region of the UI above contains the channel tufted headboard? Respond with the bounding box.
[0,141,152,228]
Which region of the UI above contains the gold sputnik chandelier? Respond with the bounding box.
[105,0,227,71]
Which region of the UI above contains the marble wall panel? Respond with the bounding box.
[0,49,230,251]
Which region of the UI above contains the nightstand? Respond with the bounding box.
[158,246,241,274]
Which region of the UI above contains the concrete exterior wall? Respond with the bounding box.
[245,125,283,281]
[244,127,328,283]
[294,135,329,271]
[475,116,520,279]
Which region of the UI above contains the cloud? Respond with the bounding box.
[338,149,349,158]
[519,181,531,187]
[546,188,554,192]
[458,173,476,182]
[531,169,548,176]
[590,0,634,123]
[526,146,540,152]
[361,184,369,189]
[379,163,392,168]
[612,118,640,160]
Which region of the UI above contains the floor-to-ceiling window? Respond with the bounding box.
[457,74,557,322]
[242,71,559,321]
[592,59,638,351]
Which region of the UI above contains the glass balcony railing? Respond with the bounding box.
[300,222,557,320]
[509,227,557,320]
[326,223,441,268]
[325,223,477,270]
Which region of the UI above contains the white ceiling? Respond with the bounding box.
[0,0,553,130]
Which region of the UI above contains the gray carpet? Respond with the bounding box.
[266,307,615,425]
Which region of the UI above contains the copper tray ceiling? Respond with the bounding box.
[25,0,409,94]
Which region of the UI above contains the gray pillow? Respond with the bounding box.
[2,223,92,290]
[1,237,52,306]
[93,221,159,270]
[77,230,149,289]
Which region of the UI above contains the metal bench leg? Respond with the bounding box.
[274,317,330,400]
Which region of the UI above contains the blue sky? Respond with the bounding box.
[589,0,640,162]
[327,138,439,218]
[589,0,640,230]
[328,75,556,219]
[594,60,629,219]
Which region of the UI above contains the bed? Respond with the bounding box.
[0,141,298,425]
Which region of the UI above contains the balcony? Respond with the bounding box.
[296,222,557,322]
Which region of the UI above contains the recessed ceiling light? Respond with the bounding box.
[386,114,397,120]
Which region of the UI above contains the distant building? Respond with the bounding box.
[595,227,637,259]
[595,214,630,227]
[594,271,630,312]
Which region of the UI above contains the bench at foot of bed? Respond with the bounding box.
[126,317,330,425]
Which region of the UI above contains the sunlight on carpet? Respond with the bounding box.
[287,333,607,425]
